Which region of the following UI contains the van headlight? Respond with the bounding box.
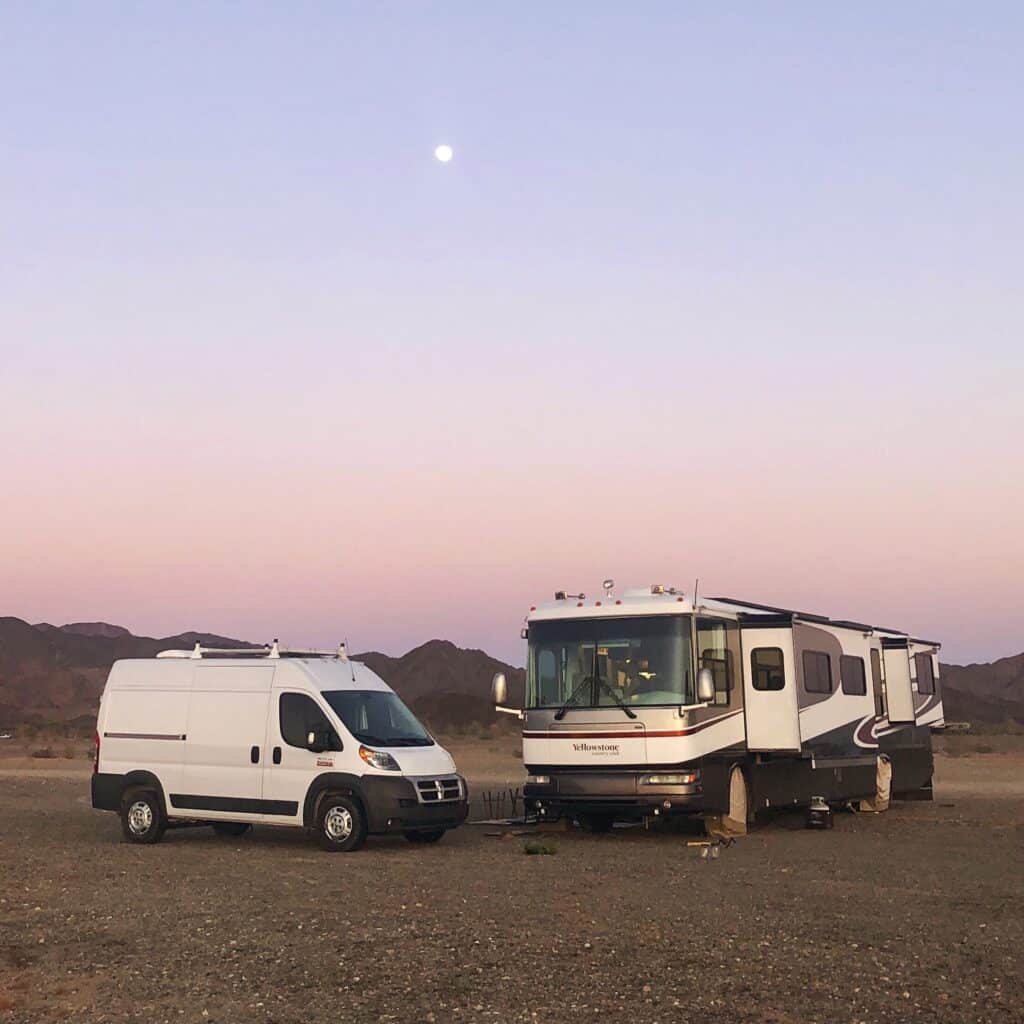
[641,772,699,786]
[527,774,550,785]
[358,745,401,771]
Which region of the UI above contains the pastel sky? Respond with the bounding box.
[2,4,1022,666]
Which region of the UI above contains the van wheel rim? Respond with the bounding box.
[128,801,153,835]
[324,806,353,841]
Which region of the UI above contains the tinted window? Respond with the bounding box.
[915,653,935,695]
[840,655,867,696]
[802,650,832,694]
[323,690,433,747]
[279,693,341,750]
[751,647,785,691]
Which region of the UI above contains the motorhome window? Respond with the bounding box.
[915,654,936,695]
[697,618,735,706]
[323,690,433,747]
[802,650,832,694]
[840,655,867,696]
[279,693,342,750]
[751,648,785,691]
[527,616,693,709]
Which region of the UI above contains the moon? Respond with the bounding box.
[434,144,453,163]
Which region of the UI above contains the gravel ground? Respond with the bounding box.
[1,753,1022,1024]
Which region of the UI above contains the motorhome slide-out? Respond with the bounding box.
[493,584,943,832]
[91,642,468,852]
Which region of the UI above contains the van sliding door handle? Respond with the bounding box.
[250,745,260,764]
[272,746,282,765]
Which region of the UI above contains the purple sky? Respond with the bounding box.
[2,4,1022,665]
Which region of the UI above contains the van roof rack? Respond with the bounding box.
[157,640,350,660]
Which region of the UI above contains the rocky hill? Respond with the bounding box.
[0,617,521,732]
[0,614,1017,732]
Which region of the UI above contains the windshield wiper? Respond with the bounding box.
[596,678,637,719]
[554,675,596,720]
[553,676,637,720]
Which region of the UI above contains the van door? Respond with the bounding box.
[174,666,275,819]
[261,690,344,824]
[740,627,801,752]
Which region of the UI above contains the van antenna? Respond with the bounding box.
[693,577,700,608]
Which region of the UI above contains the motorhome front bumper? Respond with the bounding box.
[524,769,704,818]
[361,774,470,834]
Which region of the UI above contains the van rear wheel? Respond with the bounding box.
[317,794,367,852]
[211,822,251,837]
[404,828,446,844]
[120,788,166,845]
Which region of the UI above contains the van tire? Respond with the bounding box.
[316,794,367,852]
[120,788,166,845]
[404,828,446,844]
[211,822,251,837]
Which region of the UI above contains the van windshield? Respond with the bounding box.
[322,690,434,747]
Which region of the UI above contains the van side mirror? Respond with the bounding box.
[696,667,715,703]
[492,672,508,706]
[307,729,330,754]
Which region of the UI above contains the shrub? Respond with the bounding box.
[523,839,557,855]
[31,748,56,759]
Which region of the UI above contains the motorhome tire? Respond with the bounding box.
[577,813,615,833]
[211,822,251,837]
[120,788,166,845]
[404,828,446,844]
[728,766,750,827]
[316,794,367,852]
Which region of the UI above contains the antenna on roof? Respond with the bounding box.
[694,577,700,608]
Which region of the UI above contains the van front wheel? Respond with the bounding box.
[317,795,367,852]
[120,788,166,845]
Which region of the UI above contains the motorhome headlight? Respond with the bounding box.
[527,774,551,785]
[642,772,699,786]
[358,745,401,771]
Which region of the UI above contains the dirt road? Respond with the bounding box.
[1,748,1021,1023]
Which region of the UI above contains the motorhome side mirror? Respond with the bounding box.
[492,672,508,706]
[696,667,716,703]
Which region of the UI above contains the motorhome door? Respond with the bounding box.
[739,628,801,752]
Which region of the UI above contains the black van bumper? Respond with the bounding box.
[360,776,470,834]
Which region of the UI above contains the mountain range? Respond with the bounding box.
[0,615,1019,732]
[0,616,524,732]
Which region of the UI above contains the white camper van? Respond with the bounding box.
[493,584,943,831]
[92,642,468,851]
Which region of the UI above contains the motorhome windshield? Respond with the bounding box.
[323,690,434,747]
[527,616,693,710]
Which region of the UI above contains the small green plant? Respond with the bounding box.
[523,839,557,856]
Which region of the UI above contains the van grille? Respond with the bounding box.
[413,776,463,804]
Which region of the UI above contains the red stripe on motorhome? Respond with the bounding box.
[522,710,743,740]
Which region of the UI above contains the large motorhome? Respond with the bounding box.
[492,584,943,831]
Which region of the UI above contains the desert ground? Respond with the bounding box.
[1,737,1021,1024]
